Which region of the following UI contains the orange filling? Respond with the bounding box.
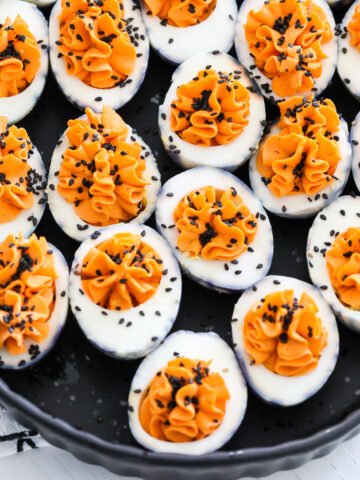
[0,15,40,97]
[0,117,36,224]
[170,69,250,147]
[80,233,163,311]
[174,186,258,261]
[144,0,216,27]
[0,234,57,355]
[326,228,360,310]
[244,0,333,97]
[348,4,360,50]
[256,96,341,197]
[243,289,328,376]
[57,106,149,227]
[57,0,136,89]
[139,357,229,442]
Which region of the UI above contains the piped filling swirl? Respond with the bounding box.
[144,0,216,28]
[243,289,328,376]
[139,357,229,442]
[170,69,250,147]
[174,186,258,261]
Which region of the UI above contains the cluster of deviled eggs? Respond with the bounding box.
[2,0,360,461]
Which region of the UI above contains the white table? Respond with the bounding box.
[1,433,360,480]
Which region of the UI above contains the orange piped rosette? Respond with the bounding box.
[80,233,163,311]
[0,117,36,224]
[139,357,229,442]
[244,0,333,97]
[57,106,149,227]
[144,0,216,28]
[0,15,40,97]
[0,234,57,355]
[348,4,360,51]
[326,228,360,310]
[170,69,250,147]
[174,186,258,261]
[257,96,341,197]
[57,0,136,89]
[243,290,328,376]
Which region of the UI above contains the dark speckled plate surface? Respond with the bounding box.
[1,2,360,479]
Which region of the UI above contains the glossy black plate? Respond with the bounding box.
[1,2,360,479]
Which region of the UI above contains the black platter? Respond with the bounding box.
[1,2,360,479]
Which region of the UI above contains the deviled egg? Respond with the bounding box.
[0,117,46,242]
[0,233,69,370]
[235,0,337,103]
[338,0,360,100]
[232,275,339,406]
[141,0,237,65]
[351,111,360,191]
[69,223,181,360]
[49,0,149,111]
[0,0,49,124]
[307,195,360,332]
[25,0,55,6]
[159,52,266,171]
[47,105,160,242]
[156,167,274,293]
[128,330,247,454]
[249,95,351,218]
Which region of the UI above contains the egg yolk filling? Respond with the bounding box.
[257,96,341,197]
[244,0,333,98]
[174,186,258,261]
[326,227,360,310]
[0,117,41,224]
[348,4,360,50]
[144,0,216,27]
[80,233,163,311]
[170,69,250,147]
[243,289,328,376]
[0,234,57,356]
[139,357,230,443]
[0,15,41,97]
[57,0,136,89]
[57,106,149,227]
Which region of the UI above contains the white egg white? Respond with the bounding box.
[235,0,337,103]
[49,0,149,112]
[128,330,248,455]
[0,0,48,125]
[69,223,182,360]
[327,0,352,6]
[24,0,55,6]
[249,118,351,219]
[141,0,237,65]
[350,111,360,191]
[46,114,161,243]
[0,145,46,242]
[307,195,360,332]
[0,243,69,370]
[232,275,339,406]
[338,0,360,100]
[156,167,274,293]
[159,52,266,171]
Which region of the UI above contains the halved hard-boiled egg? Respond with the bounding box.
[0,117,46,242]
[0,0,49,124]
[156,167,274,293]
[307,195,360,332]
[235,0,337,103]
[249,95,351,218]
[159,52,266,171]
[232,275,339,406]
[0,233,69,370]
[47,105,160,242]
[140,0,237,65]
[69,223,181,360]
[350,111,360,192]
[49,0,149,111]
[128,330,247,454]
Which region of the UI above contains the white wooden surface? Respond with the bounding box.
[1,433,360,480]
